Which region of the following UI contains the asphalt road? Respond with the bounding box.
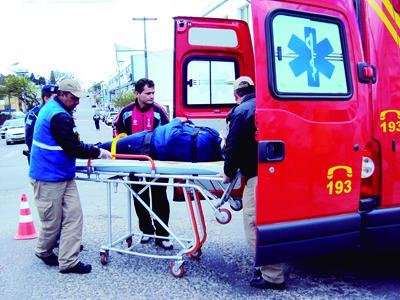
[0,99,399,300]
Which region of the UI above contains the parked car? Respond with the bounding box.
[98,110,108,122]
[105,111,118,126]
[5,118,25,145]
[0,119,13,139]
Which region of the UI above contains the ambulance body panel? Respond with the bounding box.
[173,0,400,264]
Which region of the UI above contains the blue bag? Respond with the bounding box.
[152,119,223,162]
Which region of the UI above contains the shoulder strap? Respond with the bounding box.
[142,131,153,156]
[191,127,201,162]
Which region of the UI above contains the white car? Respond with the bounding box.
[105,111,118,126]
[5,118,25,145]
[1,119,13,139]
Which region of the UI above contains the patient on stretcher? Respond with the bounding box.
[98,118,223,162]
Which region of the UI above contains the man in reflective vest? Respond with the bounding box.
[113,78,173,250]
[29,78,112,274]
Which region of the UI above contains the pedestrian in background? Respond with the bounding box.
[24,84,58,163]
[223,76,286,290]
[29,78,112,274]
[93,112,101,130]
[113,78,173,250]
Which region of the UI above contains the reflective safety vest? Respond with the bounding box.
[29,99,76,181]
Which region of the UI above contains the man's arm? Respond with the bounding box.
[24,107,40,151]
[51,113,100,159]
[154,102,170,125]
[223,113,248,178]
[113,106,132,135]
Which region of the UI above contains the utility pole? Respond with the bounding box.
[132,17,157,78]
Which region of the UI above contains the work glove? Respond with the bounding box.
[98,148,113,160]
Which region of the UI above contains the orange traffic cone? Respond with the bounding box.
[14,194,38,240]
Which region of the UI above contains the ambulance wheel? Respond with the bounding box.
[170,261,184,278]
[190,248,202,260]
[126,237,133,248]
[100,252,109,265]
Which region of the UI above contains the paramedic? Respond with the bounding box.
[222,76,286,290]
[24,84,58,162]
[113,78,173,250]
[29,78,113,274]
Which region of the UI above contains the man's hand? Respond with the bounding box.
[222,173,233,184]
[98,148,113,159]
[176,117,188,123]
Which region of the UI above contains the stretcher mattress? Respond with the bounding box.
[76,159,224,176]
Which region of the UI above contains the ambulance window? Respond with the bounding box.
[189,28,238,48]
[184,58,238,106]
[268,11,352,99]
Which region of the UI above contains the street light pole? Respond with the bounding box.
[132,17,157,78]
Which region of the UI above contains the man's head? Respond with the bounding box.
[233,76,255,103]
[57,78,86,110]
[134,78,155,108]
[41,84,58,104]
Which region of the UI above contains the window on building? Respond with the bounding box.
[268,11,352,99]
[184,58,238,106]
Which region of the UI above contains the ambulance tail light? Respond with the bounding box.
[360,141,381,198]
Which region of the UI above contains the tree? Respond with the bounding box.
[49,70,56,84]
[50,70,73,83]
[113,91,136,108]
[0,74,39,110]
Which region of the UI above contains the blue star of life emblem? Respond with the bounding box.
[288,27,335,87]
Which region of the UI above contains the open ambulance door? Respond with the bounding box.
[251,0,371,265]
[173,16,254,128]
[172,16,255,201]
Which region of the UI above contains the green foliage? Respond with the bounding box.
[114,91,136,108]
[0,74,39,109]
[92,82,101,91]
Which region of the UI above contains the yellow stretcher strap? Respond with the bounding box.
[111,133,127,160]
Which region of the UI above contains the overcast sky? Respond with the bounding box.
[0,0,213,87]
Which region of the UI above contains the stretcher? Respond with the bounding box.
[75,154,241,278]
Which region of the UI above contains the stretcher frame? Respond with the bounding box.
[75,154,240,278]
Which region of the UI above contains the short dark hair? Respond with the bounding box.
[41,84,58,100]
[235,85,255,97]
[135,78,155,94]
[42,91,54,100]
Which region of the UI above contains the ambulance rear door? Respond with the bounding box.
[251,0,371,265]
[173,16,254,129]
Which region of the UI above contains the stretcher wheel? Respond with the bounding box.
[216,208,232,225]
[126,237,133,248]
[230,197,243,211]
[100,252,109,265]
[170,261,184,278]
[190,248,202,260]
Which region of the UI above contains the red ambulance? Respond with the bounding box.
[173,0,400,265]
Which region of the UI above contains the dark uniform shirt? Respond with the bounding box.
[223,92,257,181]
[25,104,43,151]
[50,97,100,159]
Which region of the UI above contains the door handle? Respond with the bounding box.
[258,140,285,162]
